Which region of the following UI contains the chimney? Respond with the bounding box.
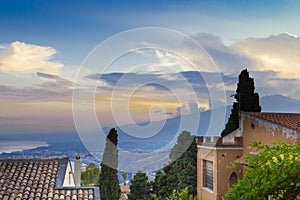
[74,155,82,186]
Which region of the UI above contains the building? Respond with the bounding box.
[197,112,300,200]
[120,185,130,200]
[0,157,100,200]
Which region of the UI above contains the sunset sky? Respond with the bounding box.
[1,0,300,135]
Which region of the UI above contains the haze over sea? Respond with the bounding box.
[0,141,48,154]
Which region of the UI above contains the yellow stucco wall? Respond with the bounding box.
[242,116,298,156]
[197,145,243,200]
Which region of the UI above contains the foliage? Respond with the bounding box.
[152,188,197,200]
[165,187,197,200]
[152,131,197,199]
[122,172,128,185]
[81,162,100,186]
[224,142,300,200]
[221,69,261,137]
[99,128,121,200]
[151,171,167,198]
[129,170,152,200]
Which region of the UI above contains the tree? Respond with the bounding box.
[224,142,300,200]
[152,131,197,198]
[99,128,121,200]
[122,172,128,185]
[221,69,261,137]
[152,187,197,200]
[165,187,197,200]
[81,162,100,186]
[129,170,152,200]
[151,171,167,198]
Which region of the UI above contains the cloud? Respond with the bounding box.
[175,102,199,116]
[36,72,73,88]
[252,70,300,99]
[232,33,300,79]
[179,32,300,99]
[184,33,254,74]
[86,71,230,97]
[0,41,63,74]
[0,72,73,101]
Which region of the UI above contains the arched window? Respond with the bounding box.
[229,172,238,187]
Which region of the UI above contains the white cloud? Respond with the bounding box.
[0,41,63,74]
[232,33,300,79]
[163,32,300,100]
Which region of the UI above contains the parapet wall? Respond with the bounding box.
[197,136,243,147]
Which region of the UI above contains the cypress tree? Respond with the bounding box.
[221,69,261,137]
[129,170,152,200]
[99,128,121,200]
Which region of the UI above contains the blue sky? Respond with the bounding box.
[0,0,300,134]
[1,0,299,66]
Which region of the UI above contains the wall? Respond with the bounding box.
[242,116,299,156]
[197,147,216,200]
[63,160,75,187]
[215,149,243,199]
[197,142,243,200]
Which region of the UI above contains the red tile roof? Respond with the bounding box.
[248,112,300,132]
[120,185,130,194]
[0,158,100,200]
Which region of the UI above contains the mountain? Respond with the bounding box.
[260,94,300,113]
[116,94,300,153]
[2,94,299,172]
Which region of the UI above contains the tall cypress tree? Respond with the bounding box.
[221,69,261,137]
[99,128,121,200]
[129,170,152,200]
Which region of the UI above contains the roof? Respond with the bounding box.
[247,112,300,132]
[0,158,100,200]
[120,185,130,200]
[120,185,130,194]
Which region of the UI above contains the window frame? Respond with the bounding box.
[229,172,238,187]
[203,159,214,191]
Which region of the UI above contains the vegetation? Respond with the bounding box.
[122,172,128,185]
[224,142,300,200]
[99,128,121,200]
[152,131,197,199]
[152,187,197,200]
[221,69,261,137]
[81,162,100,186]
[129,170,152,200]
[152,171,167,198]
[165,187,197,200]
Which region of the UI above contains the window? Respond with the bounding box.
[203,160,213,190]
[229,172,238,187]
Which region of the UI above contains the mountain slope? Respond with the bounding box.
[261,94,300,113]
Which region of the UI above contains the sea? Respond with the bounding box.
[0,141,49,154]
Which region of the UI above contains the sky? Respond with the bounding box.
[0,0,300,135]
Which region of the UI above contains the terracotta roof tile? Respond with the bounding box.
[120,185,130,194]
[0,158,99,200]
[248,112,300,132]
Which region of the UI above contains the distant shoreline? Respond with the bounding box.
[0,141,49,154]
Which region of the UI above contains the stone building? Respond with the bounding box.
[197,112,300,200]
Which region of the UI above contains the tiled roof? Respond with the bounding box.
[120,185,130,194]
[0,158,99,200]
[248,112,300,132]
[120,185,130,200]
